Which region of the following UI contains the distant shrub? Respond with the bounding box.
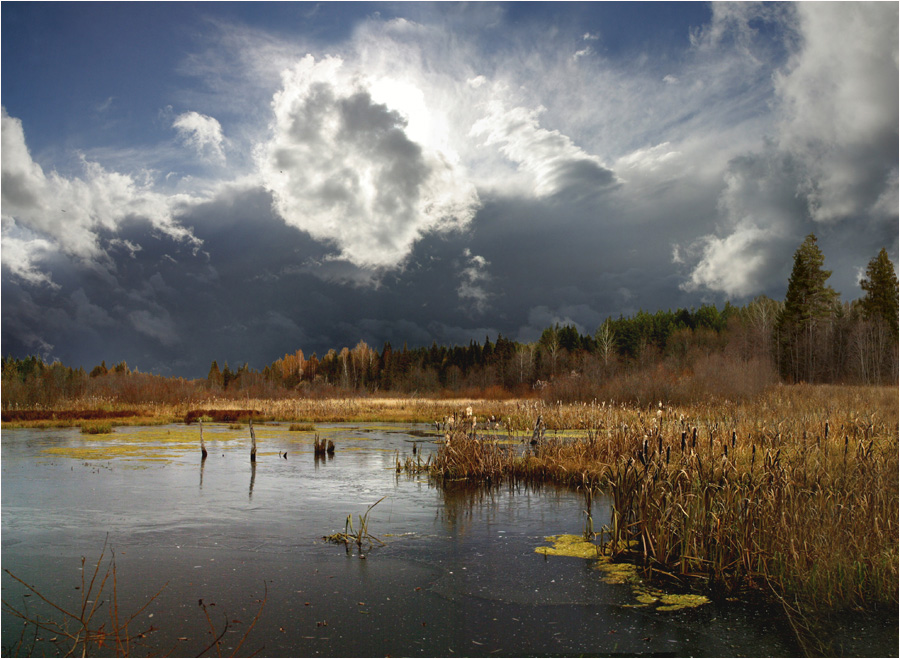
[80,421,112,434]
[289,423,315,431]
[184,409,259,424]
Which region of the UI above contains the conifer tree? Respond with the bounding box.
[859,247,899,336]
[207,360,224,389]
[775,234,839,382]
[851,248,900,383]
[90,360,109,378]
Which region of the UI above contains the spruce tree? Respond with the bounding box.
[859,247,899,336]
[207,360,224,389]
[775,234,839,382]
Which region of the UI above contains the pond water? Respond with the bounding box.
[2,423,801,657]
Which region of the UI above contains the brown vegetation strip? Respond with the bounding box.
[1,409,141,422]
[184,409,261,424]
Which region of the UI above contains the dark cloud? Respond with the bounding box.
[2,4,896,380]
[550,158,618,200]
[681,2,898,297]
[2,156,891,380]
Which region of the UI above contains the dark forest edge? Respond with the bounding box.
[2,237,897,415]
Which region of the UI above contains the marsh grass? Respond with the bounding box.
[80,421,113,434]
[396,450,432,474]
[324,497,386,556]
[4,397,527,428]
[428,385,899,650]
[4,393,679,430]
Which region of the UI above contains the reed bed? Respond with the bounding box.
[3,396,527,427]
[427,385,899,637]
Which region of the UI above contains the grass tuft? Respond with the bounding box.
[80,421,113,434]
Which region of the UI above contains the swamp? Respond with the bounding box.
[1,387,898,657]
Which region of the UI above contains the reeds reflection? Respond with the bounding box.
[434,480,583,539]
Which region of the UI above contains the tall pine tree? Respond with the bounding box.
[207,360,224,389]
[859,247,899,336]
[853,248,899,383]
[775,234,839,382]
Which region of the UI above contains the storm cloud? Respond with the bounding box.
[682,2,898,297]
[1,3,896,377]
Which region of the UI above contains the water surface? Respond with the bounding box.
[2,423,800,656]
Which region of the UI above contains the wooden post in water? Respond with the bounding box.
[314,434,335,457]
[250,418,257,463]
[200,418,208,460]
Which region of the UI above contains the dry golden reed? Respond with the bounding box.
[429,385,899,618]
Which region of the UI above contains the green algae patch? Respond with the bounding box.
[535,534,602,559]
[655,592,710,611]
[43,445,180,464]
[596,560,640,585]
[593,561,709,611]
[38,422,406,464]
[535,535,709,613]
[623,586,710,611]
[42,426,219,464]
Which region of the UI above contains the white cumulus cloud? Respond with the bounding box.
[1,107,200,284]
[471,102,617,199]
[681,3,898,297]
[173,111,227,162]
[257,54,480,270]
[680,223,788,298]
[774,2,898,224]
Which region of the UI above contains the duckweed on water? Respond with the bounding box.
[597,561,639,585]
[39,423,392,464]
[535,534,601,559]
[534,534,710,612]
[623,587,710,612]
[42,425,245,463]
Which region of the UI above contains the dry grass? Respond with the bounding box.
[427,385,899,640]
[2,396,532,428]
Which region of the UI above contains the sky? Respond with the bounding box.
[2,2,897,378]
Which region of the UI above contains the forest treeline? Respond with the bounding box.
[3,238,897,409]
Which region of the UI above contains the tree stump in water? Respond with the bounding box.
[200,418,208,460]
[530,414,545,445]
[250,419,257,462]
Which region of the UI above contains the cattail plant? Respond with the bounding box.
[425,385,898,643]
